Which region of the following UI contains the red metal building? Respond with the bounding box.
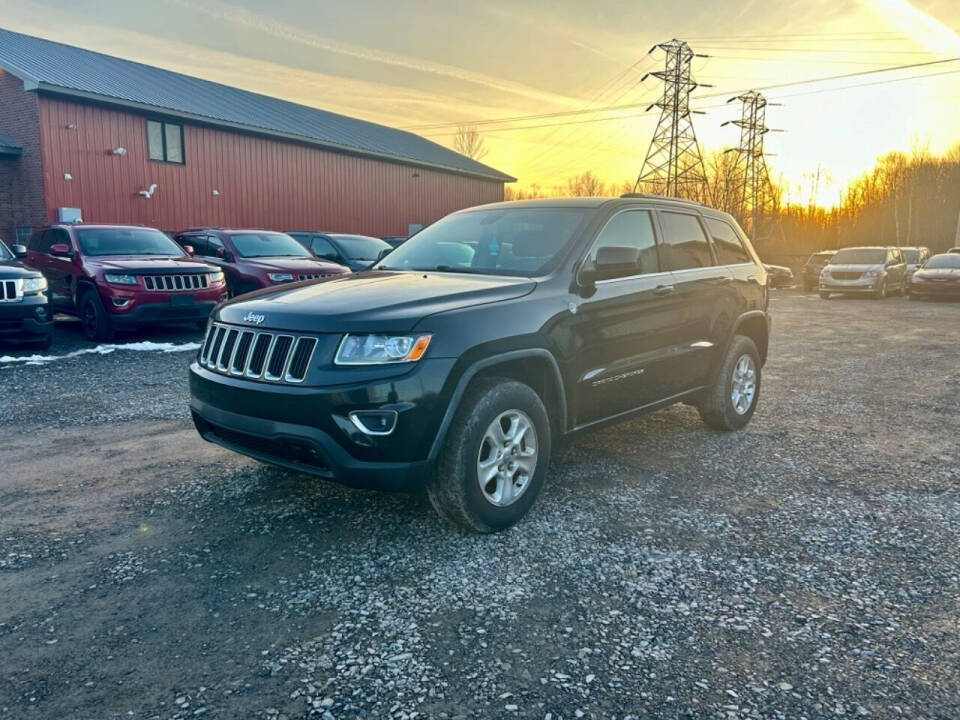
[0,29,513,245]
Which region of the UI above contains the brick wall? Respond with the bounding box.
[0,69,45,244]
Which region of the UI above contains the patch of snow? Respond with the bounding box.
[0,341,201,367]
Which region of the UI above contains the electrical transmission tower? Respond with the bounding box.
[634,39,711,202]
[723,91,782,243]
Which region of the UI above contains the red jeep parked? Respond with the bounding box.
[25,224,228,341]
[173,229,350,297]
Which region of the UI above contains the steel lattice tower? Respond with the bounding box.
[634,39,711,201]
[723,91,780,242]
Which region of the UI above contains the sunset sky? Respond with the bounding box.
[1,0,959,206]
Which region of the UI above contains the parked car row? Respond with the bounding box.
[0,224,393,346]
[816,245,960,300]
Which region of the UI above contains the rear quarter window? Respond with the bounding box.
[704,217,751,265]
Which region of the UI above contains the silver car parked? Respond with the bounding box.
[819,246,907,300]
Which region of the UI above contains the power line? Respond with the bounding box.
[421,58,960,138]
[415,56,960,136]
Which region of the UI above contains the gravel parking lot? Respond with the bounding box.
[1,292,958,720]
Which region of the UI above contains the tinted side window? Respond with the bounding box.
[28,229,51,253]
[658,212,714,270]
[704,217,750,265]
[586,210,659,275]
[49,228,72,250]
[311,236,337,259]
[180,235,208,255]
[206,235,224,256]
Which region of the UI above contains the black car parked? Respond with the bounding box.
[0,239,53,349]
[287,232,393,271]
[192,196,771,532]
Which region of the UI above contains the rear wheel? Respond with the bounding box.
[698,335,761,431]
[80,290,115,342]
[428,377,551,533]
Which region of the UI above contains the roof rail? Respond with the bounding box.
[619,193,705,207]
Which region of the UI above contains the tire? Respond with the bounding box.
[819,291,831,300]
[698,335,761,431]
[428,377,551,533]
[80,289,115,342]
[873,279,886,300]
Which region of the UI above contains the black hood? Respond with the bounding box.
[216,270,536,333]
[0,258,42,279]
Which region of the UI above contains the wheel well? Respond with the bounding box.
[736,315,769,364]
[75,280,98,306]
[470,355,566,437]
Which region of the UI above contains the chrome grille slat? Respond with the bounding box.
[0,279,23,302]
[203,323,317,384]
[142,273,210,292]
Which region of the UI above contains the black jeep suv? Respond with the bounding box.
[0,239,53,349]
[190,196,771,532]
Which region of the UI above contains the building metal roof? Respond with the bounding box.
[0,132,22,156]
[0,27,514,182]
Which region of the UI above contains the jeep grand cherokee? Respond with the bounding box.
[190,195,771,532]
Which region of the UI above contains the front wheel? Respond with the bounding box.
[698,335,761,431]
[428,377,551,533]
[873,279,887,300]
[80,290,115,342]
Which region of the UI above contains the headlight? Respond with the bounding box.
[209,270,225,284]
[863,270,879,278]
[22,276,48,294]
[335,334,432,365]
[267,272,294,283]
[104,272,138,285]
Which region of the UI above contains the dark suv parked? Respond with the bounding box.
[286,232,393,271]
[0,239,53,348]
[25,224,227,341]
[175,229,350,296]
[191,196,771,532]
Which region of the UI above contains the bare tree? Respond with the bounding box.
[566,171,606,197]
[453,125,488,161]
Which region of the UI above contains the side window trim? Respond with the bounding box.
[579,207,669,284]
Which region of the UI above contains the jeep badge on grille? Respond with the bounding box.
[243,312,265,325]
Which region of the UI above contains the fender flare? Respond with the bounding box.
[721,310,771,370]
[427,348,567,463]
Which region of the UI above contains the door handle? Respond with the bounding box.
[654,284,675,296]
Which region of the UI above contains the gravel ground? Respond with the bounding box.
[1,292,958,720]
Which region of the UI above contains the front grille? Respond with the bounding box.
[199,322,319,383]
[0,279,23,302]
[831,272,862,281]
[298,273,328,281]
[143,274,210,291]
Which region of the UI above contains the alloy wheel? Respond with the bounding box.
[731,354,757,416]
[476,409,538,507]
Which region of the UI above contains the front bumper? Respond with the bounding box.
[109,298,220,329]
[820,277,881,293]
[909,281,960,297]
[0,294,54,340]
[189,358,457,490]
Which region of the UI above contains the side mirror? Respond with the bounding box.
[581,245,642,285]
[182,244,195,256]
[216,247,234,263]
[50,243,72,257]
[12,244,27,258]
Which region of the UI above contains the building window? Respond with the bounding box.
[147,120,185,164]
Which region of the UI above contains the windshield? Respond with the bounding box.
[831,248,885,265]
[228,232,313,259]
[0,241,13,261]
[376,208,593,276]
[329,234,391,261]
[76,228,185,257]
[924,254,960,269]
[902,249,920,264]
